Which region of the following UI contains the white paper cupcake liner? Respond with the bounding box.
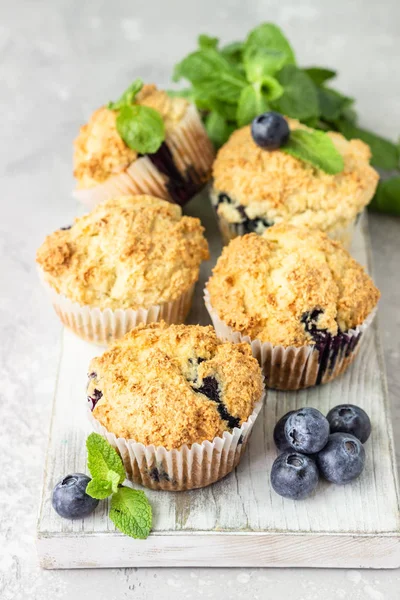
[39,268,195,345]
[87,393,265,491]
[73,104,214,210]
[204,289,377,391]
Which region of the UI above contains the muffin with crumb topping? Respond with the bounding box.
[87,322,264,490]
[36,195,209,344]
[211,118,378,248]
[205,223,379,390]
[73,83,214,208]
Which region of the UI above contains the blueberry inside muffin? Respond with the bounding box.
[87,322,263,450]
[207,224,380,383]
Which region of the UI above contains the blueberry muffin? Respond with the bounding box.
[87,322,264,490]
[211,118,378,247]
[36,195,209,344]
[205,224,380,390]
[74,83,214,208]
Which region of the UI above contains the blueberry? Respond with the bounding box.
[316,433,365,484]
[270,452,319,500]
[52,473,99,519]
[273,411,295,453]
[251,111,290,150]
[326,404,371,443]
[285,407,330,454]
[60,225,72,230]
[87,388,102,411]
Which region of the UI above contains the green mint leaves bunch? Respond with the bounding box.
[85,433,152,539]
[107,78,165,155]
[171,23,400,214]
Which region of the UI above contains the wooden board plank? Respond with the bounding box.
[36,203,400,569]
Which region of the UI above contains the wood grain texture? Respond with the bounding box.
[37,215,400,569]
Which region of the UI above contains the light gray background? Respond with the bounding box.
[1,1,399,598]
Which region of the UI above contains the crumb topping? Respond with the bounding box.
[207,224,380,347]
[212,119,379,233]
[36,195,209,309]
[74,84,189,188]
[88,322,263,449]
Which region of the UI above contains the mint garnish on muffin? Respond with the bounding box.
[107,78,165,154]
[86,433,152,539]
[250,111,344,174]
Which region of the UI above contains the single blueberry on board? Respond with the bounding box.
[52,473,99,519]
[285,407,330,454]
[251,111,290,150]
[273,411,295,453]
[270,452,319,500]
[316,432,365,484]
[326,404,371,443]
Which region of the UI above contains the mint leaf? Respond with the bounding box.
[220,41,244,66]
[244,46,288,82]
[86,478,113,500]
[198,34,219,50]
[205,112,234,147]
[194,74,246,104]
[116,105,165,154]
[86,433,125,485]
[110,487,152,539]
[274,65,319,120]
[304,67,337,86]
[283,129,344,174]
[245,23,296,65]
[335,120,399,171]
[237,84,270,127]
[369,177,400,215]
[317,87,353,121]
[107,78,143,110]
[173,48,240,83]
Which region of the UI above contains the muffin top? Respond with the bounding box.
[212,119,379,233]
[36,195,209,310]
[207,224,380,347]
[74,84,189,188]
[87,322,263,450]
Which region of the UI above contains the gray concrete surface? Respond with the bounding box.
[1,1,399,598]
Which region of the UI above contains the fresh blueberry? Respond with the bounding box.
[285,407,330,454]
[52,473,99,519]
[316,433,365,484]
[251,111,290,150]
[273,411,295,453]
[326,404,371,443]
[271,452,319,500]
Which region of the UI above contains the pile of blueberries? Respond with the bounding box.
[271,404,371,500]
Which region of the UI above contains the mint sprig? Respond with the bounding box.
[170,22,400,212]
[85,433,152,539]
[108,80,166,154]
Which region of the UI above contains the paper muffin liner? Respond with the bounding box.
[73,104,214,210]
[38,268,195,345]
[87,393,264,491]
[204,289,377,391]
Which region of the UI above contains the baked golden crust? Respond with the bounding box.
[207,224,380,347]
[74,84,189,189]
[88,322,263,450]
[212,119,379,233]
[36,195,209,309]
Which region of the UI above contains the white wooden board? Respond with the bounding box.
[37,201,400,569]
